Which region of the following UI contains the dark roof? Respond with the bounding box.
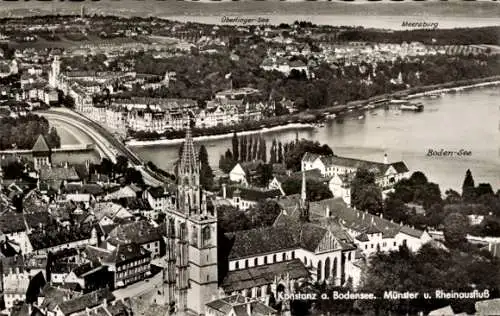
[72,261,101,277]
[28,224,94,250]
[310,198,423,239]
[58,288,115,316]
[206,295,247,314]
[64,183,104,196]
[39,167,80,182]
[225,220,330,260]
[24,212,51,230]
[0,212,27,234]
[40,285,79,310]
[147,186,168,199]
[391,161,409,173]
[31,135,51,153]
[222,259,309,292]
[58,282,83,292]
[355,233,369,242]
[105,299,131,316]
[105,243,150,265]
[107,221,162,246]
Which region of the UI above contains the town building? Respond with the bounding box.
[206,295,277,316]
[32,135,52,171]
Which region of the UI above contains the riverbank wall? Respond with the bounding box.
[126,122,314,146]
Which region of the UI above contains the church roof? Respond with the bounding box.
[32,135,51,153]
[225,219,338,260]
[221,259,308,292]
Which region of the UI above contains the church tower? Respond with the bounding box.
[165,125,218,315]
[299,171,309,222]
[32,135,51,171]
[49,56,60,88]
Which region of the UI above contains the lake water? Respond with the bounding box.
[129,87,500,193]
[1,1,499,30]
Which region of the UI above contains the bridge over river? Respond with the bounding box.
[38,108,168,187]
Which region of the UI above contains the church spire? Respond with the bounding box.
[301,170,306,203]
[179,124,198,176]
[300,171,309,222]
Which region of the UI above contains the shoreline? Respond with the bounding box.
[126,122,314,147]
[126,77,500,147]
[407,80,500,99]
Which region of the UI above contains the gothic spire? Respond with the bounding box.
[300,170,309,222]
[179,123,198,176]
[301,170,306,204]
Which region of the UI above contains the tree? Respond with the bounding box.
[99,158,114,175]
[475,183,493,198]
[350,168,383,214]
[240,136,247,162]
[277,142,283,163]
[284,139,333,171]
[232,132,239,162]
[409,171,428,186]
[259,137,267,162]
[217,205,252,233]
[246,200,282,228]
[270,139,277,164]
[115,155,129,175]
[219,149,235,174]
[256,163,273,187]
[123,168,144,185]
[462,169,476,202]
[199,145,214,190]
[443,212,469,247]
[198,145,209,166]
[46,127,61,149]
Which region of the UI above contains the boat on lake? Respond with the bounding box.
[400,102,424,112]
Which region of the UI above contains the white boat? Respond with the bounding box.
[400,102,424,112]
[326,113,337,119]
[390,99,409,104]
[358,115,364,120]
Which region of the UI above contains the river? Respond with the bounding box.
[129,87,500,193]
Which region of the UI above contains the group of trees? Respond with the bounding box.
[282,138,334,171]
[350,168,384,214]
[0,115,60,150]
[357,243,500,315]
[217,201,282,234]
[281,176,333,202]
[339,26,499,45]
[231,132,268,164]
[89,156,144,186]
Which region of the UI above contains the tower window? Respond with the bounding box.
[245,260,248,268]
[264,256,268,264]
[282,253,286,261]
[254,258,258,266]
[291,251,295,259]
[272,254,276,263]
[235,262,239,270]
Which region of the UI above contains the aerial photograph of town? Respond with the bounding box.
[0,0,498,315]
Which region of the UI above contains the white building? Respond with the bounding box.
[302,152,409,191]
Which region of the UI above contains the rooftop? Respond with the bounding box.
[58,288,115,316]
[222,259,308,292]
[31,135,51,153]
[107,220,162,246]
